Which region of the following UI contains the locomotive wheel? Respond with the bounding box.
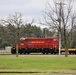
[11,52,16,54]
[42,52,45,54]
[20,52,22,54]
[27,52,30,54]
[24,50,27,54]
[46,52,48,54]
[42,49,45,54]
[24,52,26,54]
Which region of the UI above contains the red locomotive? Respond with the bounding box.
[11,37,58,54]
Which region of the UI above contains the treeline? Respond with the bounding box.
[0,12,76,49]
[0,23,76,49]
[0,24,54,48]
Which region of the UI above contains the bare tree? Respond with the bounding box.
[0,12,36,57]
[1,12,23,57]
[42,0,76,57]
[68,15,76,48]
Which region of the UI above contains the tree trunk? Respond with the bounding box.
[16,43,18,57]
[64,26,68,57]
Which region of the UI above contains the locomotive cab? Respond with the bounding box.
[11,40,27,54]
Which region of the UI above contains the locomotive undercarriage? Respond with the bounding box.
[11,48,76,54]
[11,48,58,54]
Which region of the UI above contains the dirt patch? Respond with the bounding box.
[0,71,76,74]
[71,68,76,70]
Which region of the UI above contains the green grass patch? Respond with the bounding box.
[0,73,72,75]
[0,56,76,73]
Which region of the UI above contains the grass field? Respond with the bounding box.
[0,56,76,75]
[0,73,73,75]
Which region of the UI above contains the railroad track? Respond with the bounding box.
[0,54,76,57]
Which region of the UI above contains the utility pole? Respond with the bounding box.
[56,2,62,56]
[56,1,68,57]
[44,28,47,38]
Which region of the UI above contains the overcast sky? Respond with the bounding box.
[0,0,54,27]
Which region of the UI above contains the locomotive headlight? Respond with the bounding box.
[55,46,57,48]
[53,39,57,41]
[20,43,24,45]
